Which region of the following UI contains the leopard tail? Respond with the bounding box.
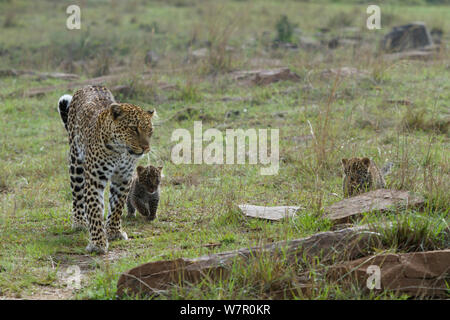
[57,94,72,131]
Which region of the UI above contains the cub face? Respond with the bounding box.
[342,157,372,196]
[136,165,163,194]
[342,157,370,178]
[110,103,155,157]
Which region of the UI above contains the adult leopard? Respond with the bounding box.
[58,85,155,254]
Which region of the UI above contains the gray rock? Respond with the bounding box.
[381,22,433,52]
[328,37,359,49]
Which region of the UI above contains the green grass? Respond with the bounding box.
[0,0,449,299]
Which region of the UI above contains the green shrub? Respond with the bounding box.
[275,15,297,44]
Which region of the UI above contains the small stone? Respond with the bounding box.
[189,48,208,60]
[144,50,159,66]
[225,110,240,118]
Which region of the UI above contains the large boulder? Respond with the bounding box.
[381,22,433,52]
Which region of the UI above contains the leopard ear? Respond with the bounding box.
[147,109,156,117]
[362,157,371,168]
[157,166,163,172]
[110,103,124,120]
[341,159,348,167]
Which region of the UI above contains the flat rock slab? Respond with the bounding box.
[324,189,424,224]
[320,67,369,79]
[238,204,302,221]
[232,68,300,85]
[327,249,450,298]
[253,68,301,85]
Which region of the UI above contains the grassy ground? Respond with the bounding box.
[0,0,449,299]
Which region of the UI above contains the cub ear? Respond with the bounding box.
[361,157,371,167]
[341,159,348,167]
[110,103,124,120]
[147,109,156,117]
[136,165,145,175]
[158,166,165,178]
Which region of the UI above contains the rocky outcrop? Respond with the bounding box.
[116,226,381,297]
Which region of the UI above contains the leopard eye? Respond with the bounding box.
[130,126,139,133]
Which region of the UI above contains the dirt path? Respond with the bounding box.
[1,249,128,300]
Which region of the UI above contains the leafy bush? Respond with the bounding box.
[275,15,297,44]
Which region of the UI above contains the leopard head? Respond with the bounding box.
[342,157,372,195]
[108,103,155,157]
[136,165,163,193]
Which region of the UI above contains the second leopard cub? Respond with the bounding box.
[341,157,389,198]
[126,165,162,220]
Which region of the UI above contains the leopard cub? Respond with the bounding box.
[126,165,162,220]
[341,157,386,198]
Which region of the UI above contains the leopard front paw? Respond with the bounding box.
[107,230,128,241]
[86,241,108,254]
[72,219,88,231]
